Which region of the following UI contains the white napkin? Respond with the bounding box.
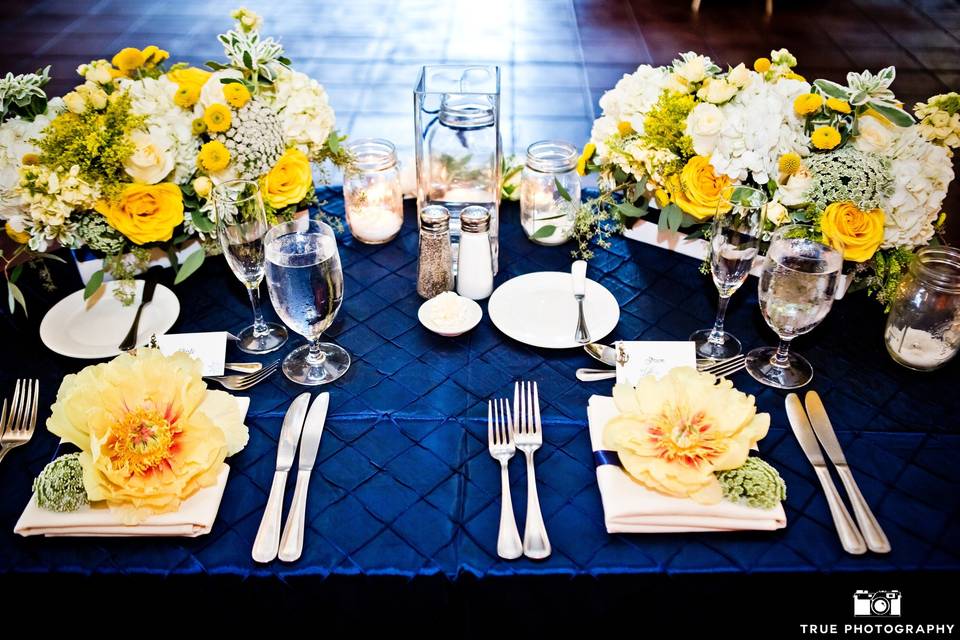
[588,395,787,533]
[14,396,249,538]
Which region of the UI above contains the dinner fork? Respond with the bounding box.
[488,398,522,560]
[514,380,551,560]
[575,355,747,382]
[205,360,279,391]
[0,379,39,465]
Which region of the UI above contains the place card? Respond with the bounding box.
[156,331,228,376]
[615,341,696,385]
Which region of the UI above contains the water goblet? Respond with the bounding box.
[212,179,288,354]
[265,218,351,385]
[689,185,768,359]
[745,225,843,389]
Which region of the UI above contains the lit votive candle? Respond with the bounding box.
[343,138,404,245]
[347,205,404,244]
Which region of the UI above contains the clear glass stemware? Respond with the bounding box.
[212,179,288,354]
[745,225,843,389]
[264,218,351,385]
[689,185,768,359]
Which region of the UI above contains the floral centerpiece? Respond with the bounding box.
[578,49,959,307]
[0,8,349,312]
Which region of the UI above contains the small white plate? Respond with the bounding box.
[40,280,180,359]
[488,271,620,349]
[418,295,483,337]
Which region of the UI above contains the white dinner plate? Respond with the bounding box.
[487,271,620,349]
[40,280,180,359]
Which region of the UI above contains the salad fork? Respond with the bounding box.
[0,379,39,465]
[205,360,279,391]
[514,380,551,560]
[488,398,522,560]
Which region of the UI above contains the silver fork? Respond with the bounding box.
[205,360,279,391]
[488,398,522,560]
[575,355,747,382]
[514,380,551,560]
[0,379,39,465]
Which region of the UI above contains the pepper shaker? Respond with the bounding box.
[417,205,454,299]
[456,206,494,300]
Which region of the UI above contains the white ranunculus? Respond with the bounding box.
[686,103,724,156]
[727,63,751,88]
[697,78,737,104]
[763,200,790,225]
[124,127,175,184]
[777,167,812,206]
[64,91,85,114]
[675,56,708,84]
[853,114,896,156]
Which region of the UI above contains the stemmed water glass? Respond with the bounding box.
[745,225,843,389]
[264,218,351,385]
[212,179,288,354]
[689,185,767,359]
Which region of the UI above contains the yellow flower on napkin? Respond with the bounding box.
[261,148,312,208]
[47,350,248,524]
[663,155,733,221]
[603,368,770,505]
[95,182,184,245]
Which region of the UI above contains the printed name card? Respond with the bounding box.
[156,332,228,376]
[615,341,697,385]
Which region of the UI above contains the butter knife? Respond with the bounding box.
[252,392,311,563]
[805,391,891,553]
[278,392,329,562]
[785,393,866,555]
[118,276,158,351]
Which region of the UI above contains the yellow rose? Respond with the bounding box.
[95,182,184,245]
[794,93,823,116]
[174,83,200,108]
[197,140,230,172]
[203,103,231,132]
[261,148,312,209]
[111,47,144,72]
[753,57,771,73]
[167,66,211,88]
[664,155,733,221]
[576,142,596,176]
[5,221,29,244]
[819,201,884,262]
[223,83,251,108]
[826,98,851,113]
[811,125,841,150]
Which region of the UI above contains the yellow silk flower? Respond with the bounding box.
[664,155,733,221]
[47,349,249,524]
[604,368,770,504]
[95,182,184,245]
[819,201,885,262]
[261,148,312,209]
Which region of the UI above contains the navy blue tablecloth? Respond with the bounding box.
[1,187,957,579]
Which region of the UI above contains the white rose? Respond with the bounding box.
[763,200,790,226]
[86,86,107,110]
[697,78,737,104]
[727,63,752,88]
[124,127,175,184]
[853,114,896,155]
[664,75,692,95]
[686,103,724,156]
[676,58,707,84]
[778,167,812,206]
[64,91,85,114]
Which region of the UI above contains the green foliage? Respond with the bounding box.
[0,66,50,122]
[867,247,915,311]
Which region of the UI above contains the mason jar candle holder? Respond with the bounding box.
[520,140,579,246]
[343,138,404,245]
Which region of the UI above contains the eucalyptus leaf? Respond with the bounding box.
[668,205,684,231]
[554,178,572,202]
[531,225,557,240]
[657,205,672,232]
[191,210,216,233]
[617,201,648,218]
[7,281,25,315]
[83,270,104,300]
[174,248,205,284]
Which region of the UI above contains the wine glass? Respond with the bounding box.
[689,185,767,359]
[745,225,843,389]
[212,179,288,354]
[264,218,351,385]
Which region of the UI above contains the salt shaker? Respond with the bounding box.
[417,205,454,299]
[456,206,494,300]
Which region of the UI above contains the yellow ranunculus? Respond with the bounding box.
[793,93,823,116]
[95,182,184,245]
[47,349,248,523]
[167,66,211,88]
[112,47,145,72]
[174,84,200,109]
[262,148,312,209]
[819,201,884,262]
[826,97,851,113]
[223,83,251,108]
[576,142,596,176]
[141,45,169,67]
[811,125,841,150]
[203,103,231,132]
[753,57,771,73]
[663,155,733,221]
[784,72,806,82]
[604,368,770,504]
[197,140,230,172]
[5,221,29,244]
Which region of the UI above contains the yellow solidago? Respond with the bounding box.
[174,84,200,109]
[826,98,851,114]
[223,83,251,108]
[811,125,842,150]
[576,142,595,176]
[794,93,823,116]
[753,57,771,73]
[778,152,802,176]
[198,140,230,172]
[203,104,231,132]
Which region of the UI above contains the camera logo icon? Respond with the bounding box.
[853,590,901,617]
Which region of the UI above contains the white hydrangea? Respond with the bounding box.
[590,64,669,162]
[687,73,810,184]
[265,67,335,161]
[120,76,197,185]
[882,126,953,249]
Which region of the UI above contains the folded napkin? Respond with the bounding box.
[588,395,787,533]
[15,464,230,538]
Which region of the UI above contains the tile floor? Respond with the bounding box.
[1,0,958,237]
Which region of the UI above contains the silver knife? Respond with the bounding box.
[785,393,866,555]
[278,392,330,562]
[805,391,891,553]
[252,392,311,563]
[118,277,158,351]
